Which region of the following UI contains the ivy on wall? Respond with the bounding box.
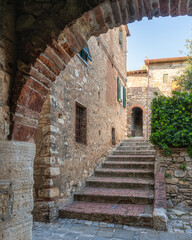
[150,91,192,156]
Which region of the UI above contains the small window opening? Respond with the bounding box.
[163,74,168,83]
[76,103,87,144]
[99,130,101,136]
[112,128,115,145]
[98,92,100,98]
[79,45,92,64]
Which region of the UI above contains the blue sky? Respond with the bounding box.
[126,16,192,71]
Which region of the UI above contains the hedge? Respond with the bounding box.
[150,91,192,156]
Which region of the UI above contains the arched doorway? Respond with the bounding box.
[131,107,143,137]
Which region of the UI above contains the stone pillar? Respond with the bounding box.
[0,141,35,240]
[33,95,60,222]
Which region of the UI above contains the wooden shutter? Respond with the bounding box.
[117,77,120,101]
[123,86,126,108]
[119,29,122,45]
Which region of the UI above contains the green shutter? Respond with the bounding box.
[119,29,122,45]
[117,77,120,102]
[123,86,126,108]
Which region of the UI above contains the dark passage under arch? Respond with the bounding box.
[131,107,143,137]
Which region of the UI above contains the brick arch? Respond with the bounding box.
[128,104,146,115]
[11,0,192,142]
[128,104,146,138]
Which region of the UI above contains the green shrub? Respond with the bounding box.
[150,91,192,157]
[165,172,172,178]
[180,163,187,171]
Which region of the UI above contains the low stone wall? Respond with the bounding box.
[0,141,35,240]
[153,171,167,231]
[155,148,192,207]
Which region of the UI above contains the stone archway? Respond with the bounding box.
[128,104,147,138]
[1,0,192,239]
[11,0,192,142]
[131,107,143,137]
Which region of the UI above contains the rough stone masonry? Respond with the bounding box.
[1,1,192,239]
[33,26,129,222]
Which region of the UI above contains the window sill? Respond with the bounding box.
[75,141,87,147]
[117,101,126,109]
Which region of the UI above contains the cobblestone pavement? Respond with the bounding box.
[33,208,192,240]
[167,207,192,234]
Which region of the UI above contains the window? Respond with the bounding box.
[76,102,87,144]
[79,45,92,64]
[119,28,123,49]
[163,74,168,83]
[117,77,126,108]
[112,128,115,145]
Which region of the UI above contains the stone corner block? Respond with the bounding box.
[153,208,168,231]
[38,187,59,199]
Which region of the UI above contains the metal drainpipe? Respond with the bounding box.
[146,61,150,140]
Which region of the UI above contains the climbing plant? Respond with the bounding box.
[150,91,192,156]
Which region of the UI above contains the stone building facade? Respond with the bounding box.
[33,26,129,222]
[127,57,187,139]
[127,69,149,139]
[1,1,192,239]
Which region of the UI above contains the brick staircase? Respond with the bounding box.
[59,139,155,228]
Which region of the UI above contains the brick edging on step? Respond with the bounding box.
[153,171,168,231]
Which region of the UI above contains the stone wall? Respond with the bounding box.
[127,72,148,138]
[126,71,164,139]
[0,1,191,239]
[33,26,128,221]
[148,60,186,97]
[0,141,35,240]
[127,86,164,139]
[0,1,16,140]
[155,148,192,207]
[0,2,35,239]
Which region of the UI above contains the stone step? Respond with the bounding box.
[86,176,154,189]
[95,168,154,178]
[74,187,154,204]
[59,139,157,229]
[122,139,150,143]
[102,161,154,169]
[113,150,155,155]
[59,202,153,228]
[117,146,154,151]
[108,155,155,161]
[120,142,153,147]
